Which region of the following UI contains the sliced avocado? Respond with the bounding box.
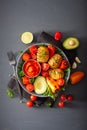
[63,37,80,50]
[34,76,48,94]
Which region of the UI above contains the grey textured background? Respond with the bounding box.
[0,0,87,130]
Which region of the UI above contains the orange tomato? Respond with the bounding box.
[22,76,30,85]
[22,53,31,61]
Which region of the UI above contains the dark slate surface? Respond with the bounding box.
[0,0,87,130]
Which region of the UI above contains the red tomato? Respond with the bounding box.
[30,95,37,101]
[60,60,69,70]
[26,100,33,108]
[29,45,37,54]
[67,95,73,102]
[54,32,62,41]
[26,84,34,92]
[60,94,66,101]
[41,71,49,77]
[58,101,65,108]
[41,63,50,71]
[22,53,31,61]
[22,76,30,85]
[56,78,65,86]
[31,53,37,59]
[48,44,56,57]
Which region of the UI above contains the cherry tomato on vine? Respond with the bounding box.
[60,94,66,101]
[58,101,65,108]
[67,95,73,102]
[30,95,37,101]
[26,100,33,108]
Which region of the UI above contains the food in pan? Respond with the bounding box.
[17,43,70,100]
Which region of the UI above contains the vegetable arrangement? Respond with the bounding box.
[7,31,85,108]
[17,43,70,101]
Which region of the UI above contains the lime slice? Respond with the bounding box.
[21,32,33,44]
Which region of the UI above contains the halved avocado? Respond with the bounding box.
[34,76,48,94]
[63,37,80,50]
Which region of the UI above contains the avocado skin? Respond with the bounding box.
[63,37,80,50]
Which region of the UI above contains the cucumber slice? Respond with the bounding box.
[21,32,33,44]
[34,76,48,94]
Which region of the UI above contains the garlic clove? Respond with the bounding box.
[75,57,81,64]
[72,62,77,69]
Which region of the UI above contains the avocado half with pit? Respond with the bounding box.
[63,37,80,50]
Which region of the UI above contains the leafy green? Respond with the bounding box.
[6,89,14,98]
[30,78,35,84]
[44,87,56,101]
[18,70,24,78]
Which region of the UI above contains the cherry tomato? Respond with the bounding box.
[60,94,66,101]
[54,32,62,41]
[26,83,34,92]
[30,95,37,101]
[58,101,65,108]
[41,71,49,77]
[31,53,37,59]
[48,44,56,57]
[41,63,50,71]
[29,45,37,54]
[60,60,69,70]
[22,53,31,61]
[26,100,33,108]
[56,78,65,86]
[22,76,30,85]
[67,95,73,102]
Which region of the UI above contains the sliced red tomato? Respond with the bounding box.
[29,45,37,54]
[22,53,31,61]
[41,71,49,77]
[31,53,37,59]
[30,95,37,101]
[48,44,56,57]
[60,60,69,70]
[22,76,30,85]
[41,63,50,71]
[26,100,33,108]
[56,78,65,86]
[26,83,34,92]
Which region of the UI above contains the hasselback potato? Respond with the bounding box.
[48,54,62,69]
[49,68,64,80]
[37,46,49,62]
